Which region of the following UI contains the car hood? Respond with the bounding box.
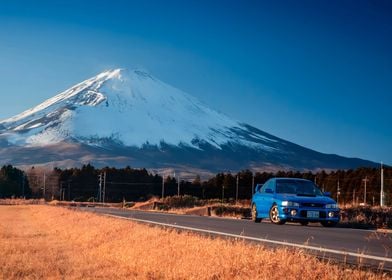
[276,194,337,204]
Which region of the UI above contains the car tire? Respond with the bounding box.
[269,204,286,225]
[320,221,338,227]
[251,204,261,223]
[300,221,309,226]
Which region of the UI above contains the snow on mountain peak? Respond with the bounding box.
[0,68,277,151]
[1,69,119,126]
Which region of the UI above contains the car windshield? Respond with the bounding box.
[276,179,324,196]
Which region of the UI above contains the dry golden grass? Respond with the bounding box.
[0,205,390,280]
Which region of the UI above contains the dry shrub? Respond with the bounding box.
[132,200,157,210]
[340,206,392,229]
[0,198,45,205]
[211,205,251,218]
[0,205,389,280]
[161,195,201,209]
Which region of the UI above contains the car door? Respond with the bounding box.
[252,184,264,215]
[260,180,275,215]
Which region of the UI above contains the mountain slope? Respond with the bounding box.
[0,69,377,172]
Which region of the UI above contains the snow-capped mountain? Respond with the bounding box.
[0,69,376,172]
[0,69,274,150]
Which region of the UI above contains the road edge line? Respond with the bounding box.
[102,213,392,264]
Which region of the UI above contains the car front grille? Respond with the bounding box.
[301,203,324,208]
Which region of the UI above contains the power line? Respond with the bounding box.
[106,182,158,185]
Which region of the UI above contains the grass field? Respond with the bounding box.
[0,206,390,280]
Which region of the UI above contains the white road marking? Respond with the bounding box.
[103,213,392,264]
[107,209,380,233]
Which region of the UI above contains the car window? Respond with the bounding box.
[276,181,296,194]
[260,180,273,193]
[276,179,323,196]
[259,182,266,192]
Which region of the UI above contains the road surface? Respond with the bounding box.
[78,207,392,271]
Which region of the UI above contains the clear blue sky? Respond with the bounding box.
[0,0,391,164]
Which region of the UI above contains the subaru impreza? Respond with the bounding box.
[251,178,339,227]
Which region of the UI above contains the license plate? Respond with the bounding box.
[307,211,319,218]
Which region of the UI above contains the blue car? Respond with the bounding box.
[251,178,340,227]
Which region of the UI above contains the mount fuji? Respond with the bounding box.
[0,69,376,173]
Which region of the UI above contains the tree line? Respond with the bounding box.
[0,165,31,198]
[0,164,390,206]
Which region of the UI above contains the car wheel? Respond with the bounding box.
[251,204,261,223]
[300,221,309,226]
[269,205,286,225]
[321,221,338,227]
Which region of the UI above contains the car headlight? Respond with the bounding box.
[325,203,338,209]
[281,201,299,207]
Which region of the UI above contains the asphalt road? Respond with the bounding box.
[78,207,392,271]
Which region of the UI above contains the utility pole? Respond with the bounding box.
[68,181,71,201]
[381,162,385,207]
[362,176,369,205]
[43,173,46,199]
[236,175,239,204]
[177,175,180,196]
[60,182,65,201]
[353,189,356,206]
[252,173,255,196]
[22,174,25,198]
[161,175,165,199]
[222,185,225,204]
[51,175,54,201]
[103,171,106,203]
[337,180,340,205]
[98,173,102,202]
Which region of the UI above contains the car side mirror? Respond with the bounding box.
[265,188,273,194]
[324,192,331,197]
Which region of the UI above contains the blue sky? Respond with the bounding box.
[0,0,391,164]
